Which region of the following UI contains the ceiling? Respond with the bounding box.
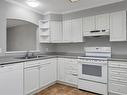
[7,0,124,14]
[7,19,31,28]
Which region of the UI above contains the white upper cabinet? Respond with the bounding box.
[63,20,72,42]
[63,18,83,43]
[83,16,95,32]
[110,11,127,41]
[39,20,50,43]
[83,14,110,36]
[39,20,62,43]
[96,14,110,30]
[50,21,62,43]
[72,18,83,42]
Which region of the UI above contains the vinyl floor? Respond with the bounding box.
[36,83,98,95]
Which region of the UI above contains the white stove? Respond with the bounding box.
[78,47,111,95]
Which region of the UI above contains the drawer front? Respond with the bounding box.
[64,58,77,64]
[109,73,127,82]
[109,61,127,68]
[119,62,127,68]
[109,67,127,82]
[24,61,40,68]
[65,60,78,70]
[39,59,51,63]
[79,79,107,95]
[39,58,56,65]
[65,64,78,70]
[65,69,78,75]
[65,74,78,85]
[109,81,127,95]
[109,61,120,67]
[109,67,127,74]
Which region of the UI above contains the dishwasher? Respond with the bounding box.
[0,63,23,95]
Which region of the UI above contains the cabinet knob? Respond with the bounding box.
[102,30,106,32]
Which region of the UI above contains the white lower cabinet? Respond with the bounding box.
[24,61,40,95]
[24,58,78,95]
[58,58,78,85]
[40,58,57,87]
[0,63,23,95]
[24,58,57,95]
[108,61,127,95]
[58,58,66,81]
[50,58,57,83]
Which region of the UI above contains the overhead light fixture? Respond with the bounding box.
[26,0,39,7]
[69,0,80,3]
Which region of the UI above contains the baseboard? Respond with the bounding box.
[56,80,78,88]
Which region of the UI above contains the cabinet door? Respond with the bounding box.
[40,59,57,88]
[83,16,95,32]
[108,61,127,95]
[96,14,110,30]
[49,58,57,83]
[0,63,23,95]
[110,11,127,41]
[65,74,78,85]
[64,59,78,85]
[24,66,39,95]
[57,58,66,82]
[40,62,51,87]
[50,21,62,43]
[58,58,78,85]
[63,20,72,42]
[72,18,83,42]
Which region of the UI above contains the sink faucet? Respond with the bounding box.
[25,51,30,58]
[25,51,35,58]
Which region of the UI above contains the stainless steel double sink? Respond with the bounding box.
[15,55,47,59]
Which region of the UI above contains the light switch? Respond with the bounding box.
[0,48,2,53]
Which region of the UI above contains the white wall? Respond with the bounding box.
[7,24,37,51]
[39,44,56,53]
[0,0,51,56]
[5,1,43,25]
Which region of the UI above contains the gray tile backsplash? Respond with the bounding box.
[54,36,127,55]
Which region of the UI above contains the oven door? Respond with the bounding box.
[78,62,107,83]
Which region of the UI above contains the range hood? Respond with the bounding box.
[84,29,110,37]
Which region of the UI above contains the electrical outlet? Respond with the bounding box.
[46,48,49,52]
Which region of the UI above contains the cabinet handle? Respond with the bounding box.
[72,74,78,76]
[90,30,100,33]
